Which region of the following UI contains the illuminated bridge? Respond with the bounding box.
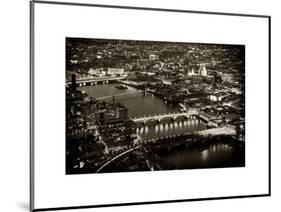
[131,112,199,124]
[138,126,236,144]
[66,76,126,86]
[95,145,141,173]
[197,126,236,136]
[131,111,218,127]
[95,126,236,172]
[96,90,145,100]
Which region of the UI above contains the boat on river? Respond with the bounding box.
[179,103,187,112]
[115,85,128,90]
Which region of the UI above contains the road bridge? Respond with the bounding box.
[131,112,198,124]
[95,146,141,173]
[66,76,126,86]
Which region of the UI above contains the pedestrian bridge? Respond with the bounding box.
[96,90,145,100]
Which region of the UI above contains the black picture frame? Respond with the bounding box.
[30,1,271,211]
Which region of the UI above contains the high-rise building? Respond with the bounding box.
[199,63,207,76]
[71,74,77,92]
[118,107,128,119]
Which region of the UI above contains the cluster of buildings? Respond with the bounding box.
[65,74,138,173]
[65,38,245,173]
[94,101,137,152]
[88,67,125,77]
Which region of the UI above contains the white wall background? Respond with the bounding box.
[0,0,280,212]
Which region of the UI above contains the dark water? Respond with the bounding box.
[137,118,206,140]
[157,142,245,169]
[102,142,245,173]
[78,83,178,117]
[79,83,245,171]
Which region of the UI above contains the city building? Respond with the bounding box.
[107,68,124,75]
[96,104,128,124]
[139,71,156,77]
[208,92,229,102]
[149,54,159,60]
[198,63,208,76]
[188,63,209,77]
[162,79,172,85]
[71,74,77,92]
[220,72,235,83]
[115,107,128,119]
[88,68,104,76]
[188,67,197,76]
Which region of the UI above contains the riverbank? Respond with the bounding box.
[78,82,180,117]
[118,80,183,105]
[97,134,245,173]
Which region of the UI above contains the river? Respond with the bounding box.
[79,83,207,139]
[78,83,244,171]
[136,119,206,140]
[78,83,178,117]
[157,142,245,170]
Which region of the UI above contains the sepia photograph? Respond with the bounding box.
[30,2,271,210]
[65,37,245,174]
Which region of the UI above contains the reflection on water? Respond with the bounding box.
[136,118,206,140]
[79,83,245,170]
[78,83,178,117]
[158,142,244,169]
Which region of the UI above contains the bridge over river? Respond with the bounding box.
[95,146,141,173]
[197,126,236,136]
[95,126,237,173]
[137,126,236,143]
[96,90,145,101]
[66,76,126,87]
[131,112,197,123]
[131,111,218,127]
